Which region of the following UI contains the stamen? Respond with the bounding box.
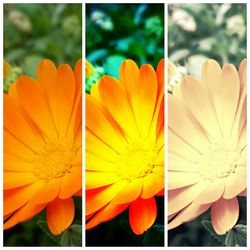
[198,142,241,180]
[114,143,160,181]
[33,139,76,182]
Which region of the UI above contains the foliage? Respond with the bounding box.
[168,3,246,76]
[4,196,82,246]
[86,3,164,81]
[4,3,82,78]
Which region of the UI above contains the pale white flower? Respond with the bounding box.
[172,9,196,32]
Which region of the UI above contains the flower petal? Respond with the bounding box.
[4,202,47,230]
[112,178,143,204]
[168,153,197,172]
[129,196,156,235]
[16,76,57,138]
[47,197,75,235]
[141,172,164,199]
[194,178,225,204]
[30,178,61,204]
[55,64,76,137]
[168,202,211,230]
[86,181,127,215]
[4,130,35,162]
[168,171,202,190]
[4,171,38,190]
[86,94,127,152]
[181,75,222,139]
[168,181,209,215]
[59,166,82,199]
[4,181,44,215]
[119,59,140,103]
[98,76,139,138]
[168,93,208,152]
[4,153,33,172]
[220,64,240,138]
[211,197,239,235]
[86,171,121,190]
[223,171,246,199]
[4,95,44,152]
[86,202,128,229]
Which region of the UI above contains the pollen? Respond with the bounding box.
[33,139,76,182]
[114,143,160,181]
[198,142,241,180]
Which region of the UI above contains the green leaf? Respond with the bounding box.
[143,224,164,246]
[23,55,43,78]
[37,220,61,245]
[104,55,126,78]
[60,231,71,246]
[225,225,246,246]
[201,220,226,244]
[119,220,138,240]
[60,224,82,246]
[87,49,108,63]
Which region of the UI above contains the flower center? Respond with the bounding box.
[198,142,241,180]
[114,143,160,181]
[33,139,76,182]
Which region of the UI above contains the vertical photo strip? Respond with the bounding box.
[168,3,246,247]
[85,3,164,246]
[3,3,82,246]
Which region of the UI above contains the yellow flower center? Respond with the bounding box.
[114,143,160,181]
[33,139,76,182]
[198,142,240,180]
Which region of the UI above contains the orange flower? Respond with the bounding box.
[168,59,246,235]
[4,59,82,235]
[86,59,164,235]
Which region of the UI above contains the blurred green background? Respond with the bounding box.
[86,3,164,246]
[86,3,164,81]
[4,3,82,246]
[168,3,246,247]
[4,3,82,78]
[168,3,246,77]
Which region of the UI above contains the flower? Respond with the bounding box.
[3,60,22,93]
[168,59,186,92]
[86,59,164,235]
[172,8,197,32]
[168,59,246,235]
[4,59,82,235]
[86,60,94,78]
[85,60,105,93]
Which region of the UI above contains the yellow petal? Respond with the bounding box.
[86,202,128,230]
[86,181,127,215]
[4,171,38,190]
[112,178,142,204]
[86,171,121,190]
[141,173,164,199]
